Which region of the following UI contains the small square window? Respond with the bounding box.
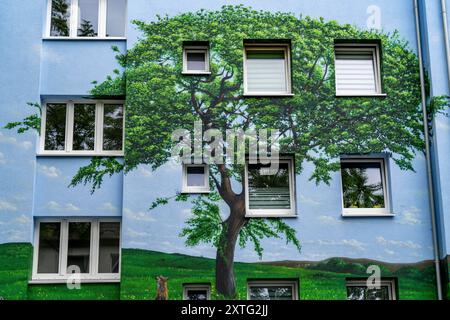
[183,284,211,300]
[334,44,383,96]
[244,44,292,96]
[340,158,391,216]
[245,158,296,217]
[183,46,210,74]
[182,164,210,193]
[247,280,298,300]
[346,279,396,300]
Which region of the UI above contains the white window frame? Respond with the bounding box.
[182,164,210,193]
[247,280,298,300]
[182,46,211,75]
[45,0,127,39]
[334,43,385,97]
[183,284,211,300]
[243,43,293,97]
[244,158,297,217]
[340,157,392,217]
[31,218,121,283]
[346,279,397,300]
[39,100,125,156]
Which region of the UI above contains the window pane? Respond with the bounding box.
[106,0,126,37]
[186,289,208,300]
[67,222,91,274]
[347,286,391,300]
[37,222,61,273]
[249,286,294,300]
[45,103,67,151]
[248,163,291,210]
[335,50,377,94]
[77,0,99,37]
[98,222,120,273]
[50,0,70,36]
[246,49,287,93]
[186,51,206,71]
[187,166,206,187]
[73,104,96,151]
[103,104,124,151]
[341,161,385,209]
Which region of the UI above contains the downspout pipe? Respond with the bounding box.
[442,0,450,87]
[414,0,443,300]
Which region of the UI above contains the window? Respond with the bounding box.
[182,164,210,193]
[346,279,396,300]
[40,101,124,156]
[247,280,298,300]
[183,46,210,74]
[245,158,296,217]
[46,0,126,38]
[32,219,121,282]
[243,44,292,96]
[334,43,383,96]
[340,158,390,216]
[183,284,211,300]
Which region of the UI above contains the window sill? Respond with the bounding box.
[42,37,126,41]
[182,71,211,75]
[244,93,295,97]
[37,152,124,157]
[181,189,211,194]
[336,93,387,98]
[342,212,394,217]
[245,213,297,218]
[29,278,120,284]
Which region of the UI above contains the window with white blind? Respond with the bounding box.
[244,44,292,96]
[245,158,296,217]
[182,164,210,193]
[334,44,383,96]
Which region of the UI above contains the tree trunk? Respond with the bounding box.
[215,199,246,298]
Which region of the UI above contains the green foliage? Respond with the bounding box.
[341,167,384,208]
[50,0,70,36]
[3,102,41,134]
[78,19,97,37]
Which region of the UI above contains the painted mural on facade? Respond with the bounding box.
[1,0,449,300]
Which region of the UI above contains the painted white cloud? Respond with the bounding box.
[376,236,422,250]
[0,132,33,149]
[101,202,118,213]
[396,206,422,225]
[384,249,395,255]
[124,208,156,222]
[305,239,365,251]
[46,201,80,212]
[126,227,150,239]
[0,152,6,165]
[0,200,18,211]
[138,167,153,178]
[317,215,341,225]
[38,165,61,178]
[13,214,31,224]
[299,194,320,206]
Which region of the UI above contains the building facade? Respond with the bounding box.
[0,0,450,300]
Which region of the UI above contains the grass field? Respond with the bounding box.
[0,243,440,300]
[120,249,437,300]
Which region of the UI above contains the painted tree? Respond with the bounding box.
[50,0,70,37]
[6,6,448,298]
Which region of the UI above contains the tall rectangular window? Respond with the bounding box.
[106,0,126,37]
[40,101,124,155]
[47,0,126,38]
[44,103,67,151]
[340,158,390,216]
[334,44,382,96]
[245,158,296,217]
[77,0,99,37]
[244,44,292,96]
[33,219,121,282]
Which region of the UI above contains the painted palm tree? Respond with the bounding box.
[342,167,384,208]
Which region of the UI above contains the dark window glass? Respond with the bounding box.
[77,0,99,37]
[186,166,206,187]
[186,51,207,71]
[347,285,392,300]
[186,289,208,300]
[50,0,70,36]
[98,222,120,273]
[45,103,67,151]
[249,285,294,300]
[37,222,61,273]
[67,222,91,273]
[106,0,126,37]
[341,161,385,209]
[103,104,123,151]
[73,104,96,151]
[248,163,291,210]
